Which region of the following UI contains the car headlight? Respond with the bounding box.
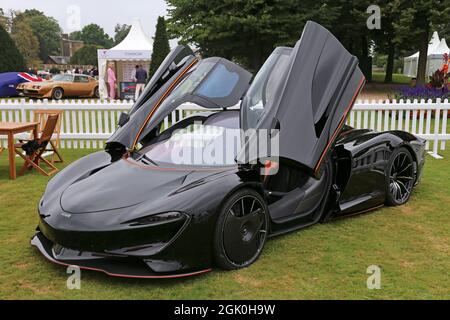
[123,211,187,227]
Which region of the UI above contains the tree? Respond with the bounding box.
[149,17,170,77]
[369,0,417,83]
[0,8,10,30]
[434,21,450,41]
[0,24,26,72]
[367,0,399,83]
[70,44,100,66]
[76,23,113,48]
[166,0,450,83]
[114,23,131,44]
[10,19,41,66]
[69,30,82,41]
[166,0,341,72]
[393,0,450,85]
[17,10,62,60]
[315,0,375,81]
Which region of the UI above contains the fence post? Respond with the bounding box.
[429,98,443,159]
[441,99,448,151]
[42,98,49,110]
[20,98,26,122]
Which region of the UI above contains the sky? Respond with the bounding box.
[1,0,169,39]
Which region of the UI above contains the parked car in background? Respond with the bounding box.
[0,72,44,98]
[16,74,99,100]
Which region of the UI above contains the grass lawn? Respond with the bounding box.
[0,148,449,300]
[372,72,412,85]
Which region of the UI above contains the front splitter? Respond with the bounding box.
[31,232,212,279]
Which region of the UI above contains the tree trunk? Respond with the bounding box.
[384,41,395,83]
[359,35,372,82]
[416,28,430,86]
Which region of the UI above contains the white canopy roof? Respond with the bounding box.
[405,31,448,60]
[431,38,450,57]
[97,18,153,61]
[110,18,153,51]
[403,31,450,77]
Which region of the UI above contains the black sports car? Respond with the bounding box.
[32,22,425,278]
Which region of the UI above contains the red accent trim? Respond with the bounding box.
[34,240,212,279]
[314,77,366,175]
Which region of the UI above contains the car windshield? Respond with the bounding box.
[241,49,291,129]
[137,112,240,167]
[51,74,73,82]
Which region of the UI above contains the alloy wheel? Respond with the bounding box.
[388,151,415,204]
[222,194,268,267]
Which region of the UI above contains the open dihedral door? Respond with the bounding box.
[105,45,197,159]
[240,21,365,177]
[106,46,252,161]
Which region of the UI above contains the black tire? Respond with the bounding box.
[385,147,416,206]
[52,87,64,100]
[93,86,100,98]
[213,188,269,270]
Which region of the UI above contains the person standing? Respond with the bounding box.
[107,64,117,100]
[134,65,148,100]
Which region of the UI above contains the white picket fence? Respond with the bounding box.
[0,98,449,158]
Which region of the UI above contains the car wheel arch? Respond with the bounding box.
[398,143,418,164]
[213,181,267,220]
[93,86,99,98]
[385,140,418,168]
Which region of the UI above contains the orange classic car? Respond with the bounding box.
[16,74,99,100]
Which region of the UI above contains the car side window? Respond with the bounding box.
[74,76,88,83]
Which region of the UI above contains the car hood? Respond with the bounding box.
[60,159,193,214]
[58,156,232,214]
[21,81,49,88]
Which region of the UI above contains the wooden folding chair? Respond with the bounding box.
[15,114,60,177]
[31,109,63,163]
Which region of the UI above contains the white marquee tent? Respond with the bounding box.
[97,18,153,99]
[403,31,450,77]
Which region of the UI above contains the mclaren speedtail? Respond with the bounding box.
[32,22,425,278]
